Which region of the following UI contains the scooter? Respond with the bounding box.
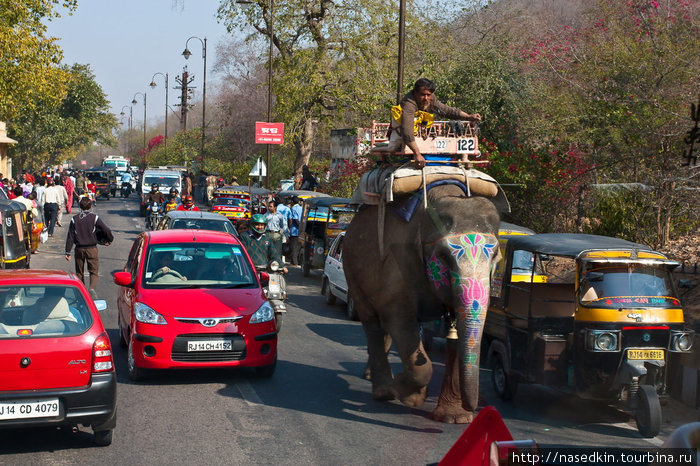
[256,261,287,331]
[120,182,131,198]
[146,202,163,230]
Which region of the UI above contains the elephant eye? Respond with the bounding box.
[437,215,453,231]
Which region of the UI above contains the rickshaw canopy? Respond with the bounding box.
[504,233,650,258]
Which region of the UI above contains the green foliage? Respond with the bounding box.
[0,0,77,120]
[585,189,655,244]
[9,63,117,169]
[319,157,373,198]
[145,129,201,168]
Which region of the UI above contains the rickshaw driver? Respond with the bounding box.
[240,214,288,274]
[390,78,482,168]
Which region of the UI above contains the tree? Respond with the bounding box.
[0,0,76,120]
[9,63,117,169]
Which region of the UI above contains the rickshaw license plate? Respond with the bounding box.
[627,349,664,360]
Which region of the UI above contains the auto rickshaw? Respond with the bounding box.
[84,167,114,199]
[299,196,355,276]
[484,233,694,438]
[0,200,32,269]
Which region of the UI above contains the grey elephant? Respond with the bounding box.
[343,183,500,423]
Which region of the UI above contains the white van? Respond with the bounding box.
[140,169,182,216]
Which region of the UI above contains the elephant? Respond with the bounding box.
[343,182,501,423]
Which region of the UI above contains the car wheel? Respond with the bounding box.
[346,296,358,321]
[635,385,661,438]
[255,357,277,378]
[491,353,517,401]
[127,338,146,382]
[140,204,146,216]
[93,429,113,446]
[274,313,283,332]
[117,313,127,348]
[323,278,336,305]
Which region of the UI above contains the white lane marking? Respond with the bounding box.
[236,381,263,406]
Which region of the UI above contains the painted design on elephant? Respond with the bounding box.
[456,277,490,375]
[447,233,497,268]
[426,253,449,289]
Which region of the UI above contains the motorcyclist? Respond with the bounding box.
[144,184,165,229]
[239,214,288,274]
[176,195,200,211]
[169,187,181,206]
[120,171,134,197]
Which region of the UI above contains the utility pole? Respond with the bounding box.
[174,67,195,131]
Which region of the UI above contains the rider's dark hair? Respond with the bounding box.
[79,196,92,211]
[413,78,435,93]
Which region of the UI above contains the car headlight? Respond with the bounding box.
[671,331,694,352]
[270,261,280,272]
[586,329,620,352]
[250,301,274,324]
[134,302,167,325]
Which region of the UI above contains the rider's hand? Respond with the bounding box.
[65,254,70,261]
[282,267,288,274]
[414,154,426,169]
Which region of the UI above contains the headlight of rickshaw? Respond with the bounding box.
[586,329,620,352]
[670,330,694,352]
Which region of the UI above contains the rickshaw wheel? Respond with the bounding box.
[322,278,336,305]
[635,385,661,438]
[492,353,517,401]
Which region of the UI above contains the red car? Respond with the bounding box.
[114,229,277,381]
[0,270,116,446]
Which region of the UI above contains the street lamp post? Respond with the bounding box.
[149,72,169,149]
[132,92,147,153]
[120,105,132,156]
[182,36,207,171]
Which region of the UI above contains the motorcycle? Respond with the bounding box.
[256,261,287,331]
[146,202,163,230]
[120,182,131,198]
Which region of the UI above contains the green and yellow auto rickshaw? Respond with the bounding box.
[484,233,693,438]
[0,200,32,269]
[299,197,355,276]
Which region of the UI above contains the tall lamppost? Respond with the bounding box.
[236,0,274,188]
[182,36,207,171]
[132,92,147,153]
[120,105,133,156]
[149,72,169,149]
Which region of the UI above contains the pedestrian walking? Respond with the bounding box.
[264,200,287,260]
[64,197,113,299]
[43,178,62,236]
[288,197,302,265]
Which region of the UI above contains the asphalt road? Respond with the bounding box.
[1,196,697,464]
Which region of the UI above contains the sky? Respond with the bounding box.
[45,0,235,129]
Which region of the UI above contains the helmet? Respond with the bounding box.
[183,195,194,206]
[151,183,159,191]
[169,187,178,194]
[250,214,267,234]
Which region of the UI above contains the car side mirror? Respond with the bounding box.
[94,300,108,311]
[113,271,134,287]
[259,271,269,286]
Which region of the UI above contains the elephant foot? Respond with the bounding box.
[372,385,395,401]
[429,404,474,424]
[391,374,428,407]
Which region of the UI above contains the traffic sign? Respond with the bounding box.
[249,157,267,177]
[255,122,284,144]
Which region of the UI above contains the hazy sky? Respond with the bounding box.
[46,0,233,128]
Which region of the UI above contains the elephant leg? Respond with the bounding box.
[430,338,474,424]
[364,333,391,380]
[362,320,395,401]
[388,322,433,408]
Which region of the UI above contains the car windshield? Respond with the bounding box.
[171,219,235,234]
[143,242,257,289]
[0,285,93,339]
[144,176,180,188]
[215,198,249,207]
[579,263,679,308]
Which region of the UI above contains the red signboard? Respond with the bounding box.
[255,122,284,144]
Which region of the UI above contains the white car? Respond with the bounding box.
[321,232,357,320]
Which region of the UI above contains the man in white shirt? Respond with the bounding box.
[43,178,67,236]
